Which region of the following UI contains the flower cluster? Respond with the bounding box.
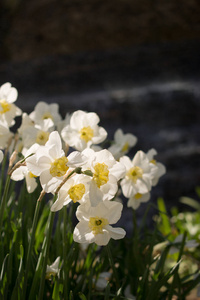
[1,82,166,246]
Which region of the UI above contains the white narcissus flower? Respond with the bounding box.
[46,256,61,279]
[146,148,166,186]
[29,101,62,126]
[120,151,158,198]
[0,150,4,163]
[0,120,13,149]
[94,272,111,291]
[127,192,150,210]
[61,110,107,151]
[26,131,86,193]
[108,129,137,160]
[0,82,21,127]
[73,200,126,246]
[51,173,91,212]
[11,144,40,193]
[82,148,126,206]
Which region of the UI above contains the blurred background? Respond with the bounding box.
[0,0,200,215]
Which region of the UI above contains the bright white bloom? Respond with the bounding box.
[0,82,21,127]
[46,256,61,279]
[0,120,13,149]
[29,101,61,126]
[120,151,158,198]
[61,110,107,151]
[146,149,166,186]
[51,173,91,211]
[73,200,126,246]
[127,192,150,210]
[0,150,4,163]
[108,129,137,160]
[11,144,40,193]
[26,131,86,193]
[94,272,111,291]
[82,148,126,206]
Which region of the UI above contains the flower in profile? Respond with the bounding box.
[82,148,126,206]
[46,256,61,279]
[108,129,137,160]
[127,192,150,210]
[0,82,21,127]
[26,131,86,193]
[61,110,107,151]
[120,151,158,198]
[146,148,166,186]
[51,173,91,212]
[0,120,13,149]
[73,200,126,246]
[11,144,40,193]
[29,101,61,126]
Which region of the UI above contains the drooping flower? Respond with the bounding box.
[120,151,158,198]
[127,192,151,210]
[29,101,62,126]
[82,148,126,206]
[146,148,166,186]
[108,128,137,160]
[26,131,86,193]
[0,82,21,127]
[73,200,126,246]
[61,110,107,151]
[46,256,61,279]
[51,173,91,211]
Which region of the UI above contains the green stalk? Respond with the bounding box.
[63,206,69,299]
[0,175,11,231]
[106,243,120,290]
[22,191,44,300]
[38,210,55,299]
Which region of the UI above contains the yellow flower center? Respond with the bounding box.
[42,112,53,120]
[121,142,129,152]
[68,183,86,203]
[79,126,94,142]
[36,130,50,145]
[93,163,109,188]
[150,159,156,165]
[50,157,69,177]
[127,166,143,183]
[29,172,37,178]
[89,217,109,235]
[0,100,11,114]
[134,193,142,200]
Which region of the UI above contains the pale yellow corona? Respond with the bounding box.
[89,217,109,235]
[150,159,156,165]
[50,157,68,177]
[121,142,129,152]
[93,163,109,188]
[127,166,143,183]
[42,112,53,120]
[134,193,142,200]
[36,131,50,145]
[79,126,94,142]
[29,172,37,178]
[0,100,11,114]
[68,184,86,203]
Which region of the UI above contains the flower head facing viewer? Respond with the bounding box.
[26,131,86,193]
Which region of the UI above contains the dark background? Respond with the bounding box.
[0,0,200,219]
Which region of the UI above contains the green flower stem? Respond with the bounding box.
[106,243,120,290]
[0,175,11,231]
[23,190,45,300]
[63,205,69,299]
[38,209,55,299]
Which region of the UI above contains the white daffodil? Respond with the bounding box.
[61,110,107,151]
[94,272,111,291]
[29,101,62,126]
[51,173,91,211]
[73,200,126,246]
[26,131,86,193]
[108,129,137,160]
[46,256,61,279]
[0,82,21,127]
[0,150,4,163]
[146,148,166,186]
[127,192,150,210]
[82,148,126,206]
[0,120,13,149]
[11,144,40,193]
[120,151,158,198]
